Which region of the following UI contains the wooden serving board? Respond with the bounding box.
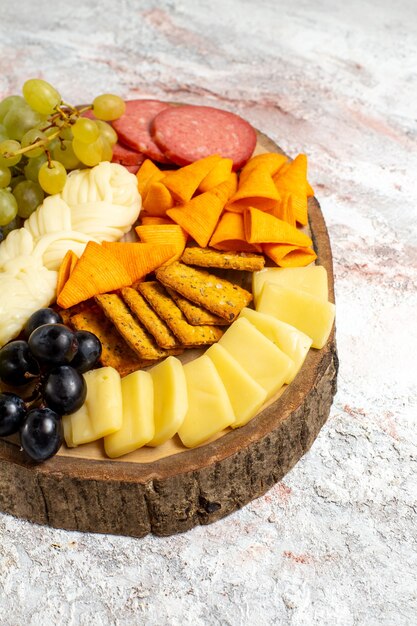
[0,132,338,537]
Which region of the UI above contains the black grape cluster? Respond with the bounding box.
[0,308,101,462]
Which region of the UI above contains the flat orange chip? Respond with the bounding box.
[209,211,262,253]
[142,181,174,217]
[136,159,164,199]
[198,158,233,193]
[161,155,222,202]
[244,206,312,247]
[57,242,132,309]
[226,163,281,213]
[263,243,317,267]
[56,250,79,296]
[102,241,178,281]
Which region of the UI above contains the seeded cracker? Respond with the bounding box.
[121,287,181,350]
[138,281,224,346]
[155,262,252,322]
[165,287,229,326]
[70,305,150,377]
[95,293,181,360]
[181,247,265,272]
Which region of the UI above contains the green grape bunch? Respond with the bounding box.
[0,79,125,237]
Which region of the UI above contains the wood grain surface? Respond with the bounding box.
[0,132,338,537]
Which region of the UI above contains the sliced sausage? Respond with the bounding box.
[151,105,257,170]
[111,142,146,167]
[112,100,172,163]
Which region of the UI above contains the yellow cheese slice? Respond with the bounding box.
[147,356,188,447]
[178,354,235,448]
[252,265,328,307]
[257,283,335,349]
[218,318,292,399]
[206,343,267,428]
[104,370,154,458]
[67,367,123,446]
[239,307,312,383]
[62,414,75,448]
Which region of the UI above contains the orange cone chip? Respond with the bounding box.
[161,155,222,202]
[57,242,132,309]
[240,153,288,181]
[56,250,79,296]
[263,243,317,267]
[142,181,174,216]
[273,154,310,225]
[136,159,164,199]
[198,158,233,192]
[135,223,188,262]
[244,206,312,247]
[226,163,281,213]
[166,175,236,248]
[209,211,262,253]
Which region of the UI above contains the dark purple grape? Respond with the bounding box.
[0,392,27,436]
[70,331,102,373]
[20,407,63,462]
[23,307,63,340]
[43,365,86,415]
[0,340,40,386]
[28,324,78,365]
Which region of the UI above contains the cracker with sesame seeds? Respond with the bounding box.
[120,287,181,350]
[181,246,265,272]
[94,293,182,360]
[138,281,224,346]
[70,305,151,377]
[165,287,229,326]
[155,262,252,322]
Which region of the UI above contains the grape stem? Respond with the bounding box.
[3,129,61,158]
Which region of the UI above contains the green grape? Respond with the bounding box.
[0,124,8,142]
[0,140,22,167]
[0,165,11,188]
[52,140,80,170]
[72,137,102,166]
[3,105,45,141]
[100,136,113,162]
[96,120,117,146]
[22,79,61,115]
[0,189,18,226]
[13,180,45,218]
[38,160,67,194]
[0,96,26,123]
[10,175,26,189]
[59,125,73,141]
[24,153,47,182]
[72,118,100,144]
[21,128,47,158]
[1,215,23,237]
[92,94,125,121]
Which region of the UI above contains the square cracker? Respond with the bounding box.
[155,262,252,322]
[138,281,224,346]
[181,246,265,272]
[94,293,181,360]
[121,287,180,350]
[70,305,151,377]
[165,287,229,326]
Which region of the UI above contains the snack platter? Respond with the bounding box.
[0,84,337,537]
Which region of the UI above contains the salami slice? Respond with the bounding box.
[151,105,257,170]
[111,142,146,167]
[112,100,172,163]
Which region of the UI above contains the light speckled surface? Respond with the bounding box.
[1,1,416,624]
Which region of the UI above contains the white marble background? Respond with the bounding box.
[0,1,416,624]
